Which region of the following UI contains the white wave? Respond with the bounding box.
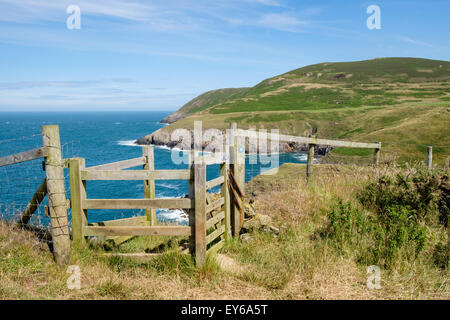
[293,153,308,161]
[154,144,191,153]
[115,122,121,125]
[117,140,140,147]
[156,182,180,190]
[157,209,188,224]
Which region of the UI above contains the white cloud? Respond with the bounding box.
[399,36,432,47]
[258,13,308,32]
[243,0,281,7]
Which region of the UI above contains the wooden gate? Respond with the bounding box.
[68,144,245,266]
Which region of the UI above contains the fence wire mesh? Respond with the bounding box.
[0,133,81,242]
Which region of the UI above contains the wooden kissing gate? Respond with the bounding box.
[68,136,245,267]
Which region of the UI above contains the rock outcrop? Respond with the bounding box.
[136,127,331,155]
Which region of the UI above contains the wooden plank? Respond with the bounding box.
[206,211,225,230]
[206,225,225,245]
[84,226,191,237]
[87,156,146,171]
[80,169,191,181]
[194,162,207,266]
[221,162,231,240]
[228,169,243,197]
[155,170,192,180]
[206,197,224,214]
[17,178,47,226]
[103,253,160,262]
[188,150,195,254]
[69,158,88,246]
[88,216,148,227]
[229,123,240,238]
[205,176,225,190]
[235,129,381,149]
[42,125,70,266]
[83,198,192,210]
[207,239,225,253]
[0,148,46,167]
[89,216,149,245]
[143,146,157,225]
[227,181,243,212]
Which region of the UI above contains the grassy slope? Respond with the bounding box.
[155,58,450,164]
[1,163,448,299]
[161,88,246,122]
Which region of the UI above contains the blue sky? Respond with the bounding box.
[0,0,449,111]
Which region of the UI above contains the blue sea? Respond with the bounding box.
[0,112,307,227]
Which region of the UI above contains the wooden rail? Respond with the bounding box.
[88,156,146,171]
[233,126,381,182]
[235,129,381,149]
[81,169,191,181]
[83,198,193,210]
[206,176,225,190]
[83,226,192,237]
[0,148,47,167]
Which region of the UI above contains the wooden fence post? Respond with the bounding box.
[194,160,206,266]
[41,125,71,266]
[220,161,231,240]
[69,158,87,246]
[188,150,195,253]
[306,143,315,183]
[229,123,241,237]
[143,146,157,225]
[426,146,433,170]
[235,134,245,233]
[373,145,380,167]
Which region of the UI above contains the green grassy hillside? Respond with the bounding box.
[161,88,246,123]
[149,58,450,164]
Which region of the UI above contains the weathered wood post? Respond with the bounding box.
[229,122,243,237]
[188,150,195,253]
[235,134,245,233]
[69,158,87,246]
[41,125,71,266]
[194,158,206,266]
[426,146,433,170]
[306,143,315,183]
[221,159,231,240]
[143,146,157,225]
[373,144,381,167]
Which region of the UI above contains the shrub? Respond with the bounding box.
[359,165,448,226]
[326,200,427,268]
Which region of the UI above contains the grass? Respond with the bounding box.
[1,162,448,299]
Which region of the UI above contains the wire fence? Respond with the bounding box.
[0,133,80,241]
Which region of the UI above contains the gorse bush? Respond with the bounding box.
[326,200,427,267]
[325,164,449,269]
[359,165,448,226]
